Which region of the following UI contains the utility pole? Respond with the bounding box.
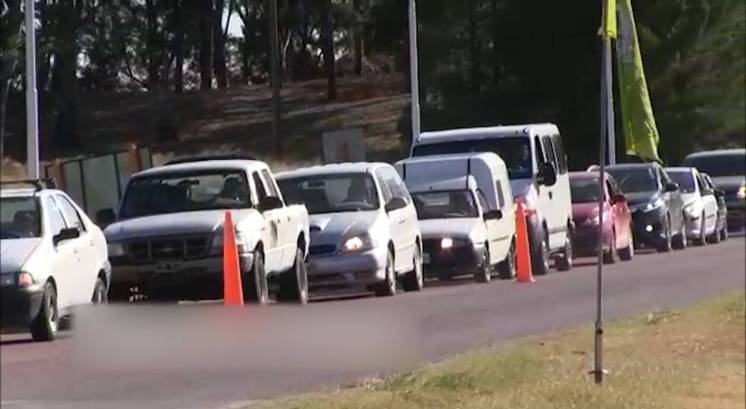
[25,0,39,179]
[408,0,420,147]
[268,0,282,156]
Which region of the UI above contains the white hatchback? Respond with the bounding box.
[1,181,110,341]
[665,167,720,245]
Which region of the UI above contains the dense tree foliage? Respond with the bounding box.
[0,0,743,166]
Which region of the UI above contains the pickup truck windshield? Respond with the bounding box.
[278,173,379,214]
[412,137,532,179]
[0,197,41,239]
[412,190,478,219]
[682,153,746,177]
[606,168,659,194]
[119,171,251,218]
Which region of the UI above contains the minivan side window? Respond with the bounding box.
[552,134,568,174]
[381,167,411,203]
[375,170,394,204]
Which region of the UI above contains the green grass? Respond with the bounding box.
[249,292,745,409]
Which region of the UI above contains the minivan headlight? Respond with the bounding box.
[342,235,375,252]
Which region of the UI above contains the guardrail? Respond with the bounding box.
[43,145,153,218]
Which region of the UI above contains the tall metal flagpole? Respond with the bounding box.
[605,32,616,165]
[408,0,421,146]
[25,0,39,179]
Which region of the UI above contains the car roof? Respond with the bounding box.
[133,160,267,178]
[685,148,746,159]
[606,163,657,170]
[276,162,388,179]
[569,171,610,179]
[416,123,559,144]
[398,151,504,165]
[665,167,695,174]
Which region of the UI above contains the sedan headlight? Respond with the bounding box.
[642,198,665,212]
[17,272,34,287]
[107,242,125,257]
[342,235,375,252]
[737,186,746,200]
[439,237,469,249]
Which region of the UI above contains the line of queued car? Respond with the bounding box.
[1,122,744,341]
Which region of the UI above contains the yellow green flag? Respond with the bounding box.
[616,0,661,162]
[603,0,617,38]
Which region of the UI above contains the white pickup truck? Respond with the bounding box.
[98,157,310,304]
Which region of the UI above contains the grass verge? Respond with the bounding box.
[251,292,745,409]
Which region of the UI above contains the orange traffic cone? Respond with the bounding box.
[223,211,244,306]
[515,199,535,283]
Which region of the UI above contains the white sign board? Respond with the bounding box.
[322,128,366,164]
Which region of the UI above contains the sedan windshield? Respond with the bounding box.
[412,137,532,179]
[570,177,603,203]
[667,171,696,193]
[682,153,746,177]
[277,173,380,214]
[412,190,479,219]
[0,197,41,239]
[119,171,251,219]
[606,168,659,194]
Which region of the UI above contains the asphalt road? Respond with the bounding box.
[1,237,744,409]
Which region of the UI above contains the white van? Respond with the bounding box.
[410,123,574,274]
[395,153,516,282]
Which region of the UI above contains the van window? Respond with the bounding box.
[552,134,568,174]
[380,167,411,203]
[534,136,545,166]
[496,180,506,209]
[375,169,394,203]
[541,136,558,171]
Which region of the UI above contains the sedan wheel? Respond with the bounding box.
[31,282,58,342]
[402,245,424,292]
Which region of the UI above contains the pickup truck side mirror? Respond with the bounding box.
[96,208,116,226]
[258,196,284,212]
[53,227,80,246]
[537,162,557,186]
[664,182,679,193]
[483,209,503,220]
[385,197,408,213]
[611,193,627,204]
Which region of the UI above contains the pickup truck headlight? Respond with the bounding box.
[107,242,125,257]
[342,235,375,252]
[737,186,746,200]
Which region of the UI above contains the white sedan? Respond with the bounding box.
[1,181,110,341]
[666,167,720,245]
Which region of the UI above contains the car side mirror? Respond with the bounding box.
[385,197,408,213]
[664,182,679,193]
[258,196,284,212]
[611,194,627,204]
[53,227,80,246]
[483,209,503,220]
[537,162,557,186]
[96,208,116,226]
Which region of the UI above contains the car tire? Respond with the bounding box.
[603,233,618,264]
[402,245,424,292]
[619,231,635,261]
[244,251,269,305]
[277,248,309,304]
[555,229,573,272]
[693,215,707,246]
[91,277,108,304]
[657,217,673,253]
[475,245,492,284]
[529,226,550,276]
[707,217,721,244]
[375,251,397,297]
[497,241,517,280]
[31,282,58,342]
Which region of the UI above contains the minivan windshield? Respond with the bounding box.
[606,167,659,194]
[119,171,251,219]
[682,153,746,177]
[277,173,380,214]
[667,171,696,193]
[412,190,479,219]
[0,197,41,239]
[412,137,532,179]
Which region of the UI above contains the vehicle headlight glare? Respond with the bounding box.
[738,186,746,200]
[441,237,454,249]
[643,198,664,212]
[343,235,373,252]
[107,242,125,257]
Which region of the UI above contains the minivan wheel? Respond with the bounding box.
[31,282,58,342]
[277,248,309,304]
[475,245,492,283]
[375,251,397,297]
[693,215,707,246]
[402,245,424,292]
[530,228,550,276]
[497,241,517,280]
[707,217,721,244]
[244,251,269,305]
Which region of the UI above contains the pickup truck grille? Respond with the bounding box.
[125,236,210,263]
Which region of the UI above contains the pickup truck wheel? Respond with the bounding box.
[31,282,58,342]
[91,277,108,304]
[277,248,309,304]
[402,245,424,292]
[374,251,396,297]
[475,245,492,283]
[529,227,550,276]
[497,242,516,280]
[244,251,269,305]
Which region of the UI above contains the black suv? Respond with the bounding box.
[605,163,687,252]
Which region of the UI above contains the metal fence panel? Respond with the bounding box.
[83,155,120,218]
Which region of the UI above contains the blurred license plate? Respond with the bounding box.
[156,261,182,274]
[423,253,431,264]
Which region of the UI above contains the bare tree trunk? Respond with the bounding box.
[321,0,336,100]
[468,0,480,96]
[199,0,214,90]
[213,0,228,89]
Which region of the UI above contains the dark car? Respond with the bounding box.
[605,163,687,252]
[682,149,745,231]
